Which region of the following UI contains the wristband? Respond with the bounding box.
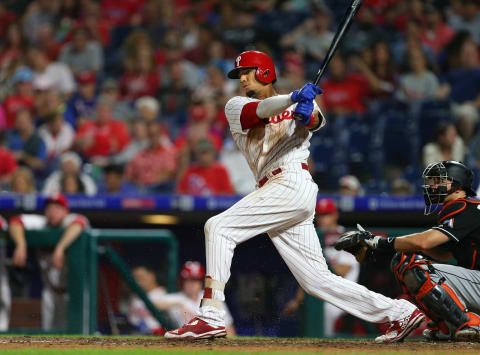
[377,237,396,252]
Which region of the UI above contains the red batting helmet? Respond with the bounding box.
[227,50,277,84]
[179,261,205,280]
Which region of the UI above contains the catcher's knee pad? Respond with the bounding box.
[391,253,474,328]
[390,252,430,292]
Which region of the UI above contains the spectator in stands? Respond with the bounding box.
[206,40,234,77]
[108,119,149,166]
[184,23,216,66]
[33,88,65,127]
[157,61,193,129]
[0,133,17,187]
[98,164,137,195]
[59,26,104,75]
[6,108,46,174]
[8,193,89,330]
[338,175,362,196]
[61,173,86,195]
[10,167,36,194]
[125,121,177,193]
[353,41,397,99]
[64,71,98,127]
[420,3,455,55]
[42,152,97,196]
[422,122,465,167]
[75,96,130,160]
[283,199,359,337]
[135,96,160,122]
[440,39,480,142]
[100,78,134,122]
[119,31,159,101]
[38,111,75,167]
[220,137,256,195]
[176,138,234,196]
[28,46,75,97]
[22,0,58,44]
[396,47,441,102]
[2,66,35,129]
[152,261,236,336]
[391,178,414,196]
[0,24,25,79]
[0,4,17,40]
[391,20,437,69]
[36,23,62,61]
[320,54,369,115]
[128,264,167,335]
[280,7,334,67]
[447,0,480,45]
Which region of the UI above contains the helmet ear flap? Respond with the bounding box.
[255,68,270,84]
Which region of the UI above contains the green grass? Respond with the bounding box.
[0,351,470,355]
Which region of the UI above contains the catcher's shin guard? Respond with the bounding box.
[391,252,480,332]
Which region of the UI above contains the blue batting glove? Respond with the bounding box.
[291,83,323,103]
[294,100,314,126]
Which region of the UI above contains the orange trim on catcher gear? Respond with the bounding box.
[471,249,478,270]
[438,201,466,223]
[437,197,480,223]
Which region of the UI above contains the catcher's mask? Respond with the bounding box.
[422,160,476,215]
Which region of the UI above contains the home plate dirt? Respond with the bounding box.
[0,336,480,353]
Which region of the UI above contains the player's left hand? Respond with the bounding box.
[334,229,379,262]
[291,83,323,103]
[294,100,314,126]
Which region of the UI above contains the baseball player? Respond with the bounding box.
[165,50,424,342]
[334,161,480,341]
[128,264,167,335]
[8,194,89,330]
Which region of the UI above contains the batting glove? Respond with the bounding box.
[294,100,314,126]
[291,83,323,103]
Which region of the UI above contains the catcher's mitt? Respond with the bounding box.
[334,230,376,262]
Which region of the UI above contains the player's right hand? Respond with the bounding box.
[290,83,323,103]
[294,100,314,126]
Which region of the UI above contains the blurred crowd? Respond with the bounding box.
[0,0,479,196]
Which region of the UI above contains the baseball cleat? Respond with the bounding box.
[164,317,226,339]
[455,326,480,342]
[375,309,426,343]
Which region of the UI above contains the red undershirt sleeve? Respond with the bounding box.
[240,102,268,131]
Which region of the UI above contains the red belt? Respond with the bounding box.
[258,163,309,188]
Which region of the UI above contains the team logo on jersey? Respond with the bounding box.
[269,110,294,124]
[442,218,454,228]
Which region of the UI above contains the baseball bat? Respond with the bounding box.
[313,0,363,86]
[294,0,363,121]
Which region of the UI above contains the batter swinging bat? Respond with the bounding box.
[294,0,363,120]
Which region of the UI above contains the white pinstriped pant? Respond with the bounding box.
[198,166,416,326]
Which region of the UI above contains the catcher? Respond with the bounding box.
[335,161,480,341]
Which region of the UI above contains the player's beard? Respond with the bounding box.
[246,90,256,98]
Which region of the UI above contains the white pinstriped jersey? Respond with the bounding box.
[225,96,325,181]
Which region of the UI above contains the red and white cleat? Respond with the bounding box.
[375,309,426,343]
[164,317,227,340]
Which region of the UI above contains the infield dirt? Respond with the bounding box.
[0,336,479,354]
